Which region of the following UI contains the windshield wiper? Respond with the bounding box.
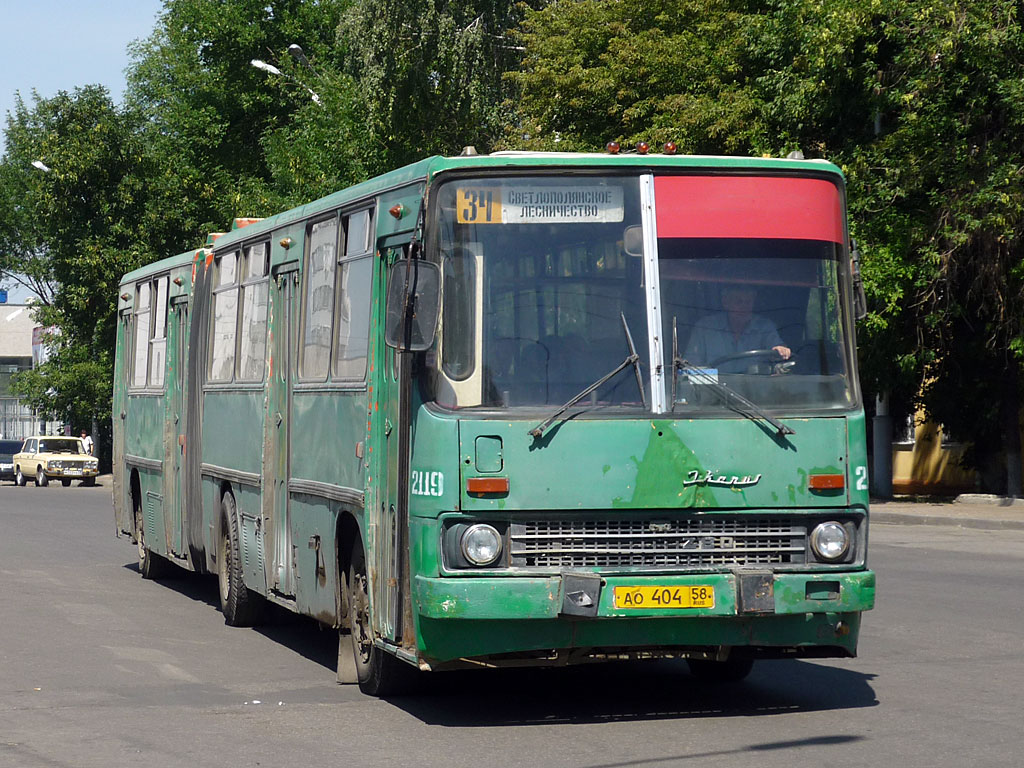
[671,318,794,438]
[528,313,647,439]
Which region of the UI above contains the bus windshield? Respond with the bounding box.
[432,175,649,410]
[661,237,854,413]
[432,173,855,414]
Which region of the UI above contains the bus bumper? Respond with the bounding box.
[413,570,875,665]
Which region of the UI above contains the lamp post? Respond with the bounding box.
[31,160,51,173]
[250,57,321,105]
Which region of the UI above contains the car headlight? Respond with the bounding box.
[49,460,63,469]
[460,524,503,566]
[810,521,851,561]
[86,460,98,468]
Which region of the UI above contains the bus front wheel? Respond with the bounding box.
[346,543,415,697]
[217,492,263,627]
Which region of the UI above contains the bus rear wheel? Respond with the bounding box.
[346,543,415,697]
[135,504,171,579]
[217,492,263,627]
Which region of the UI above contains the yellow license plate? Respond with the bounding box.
[613,585,715,610]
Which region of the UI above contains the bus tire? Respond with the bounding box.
[135,504,171,579]
[217,492,263,627]
[36,467,48,487]
[687,655,755,683]
[347,543,415,697]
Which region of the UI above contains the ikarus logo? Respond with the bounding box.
[683,470,762,489]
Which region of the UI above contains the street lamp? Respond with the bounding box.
[250,57,321,105]
[31,160,51,173]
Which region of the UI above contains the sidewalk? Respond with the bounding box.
[871,494,1024,531]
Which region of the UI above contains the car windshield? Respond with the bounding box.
[432,175,649,409]
[39,439,83,453]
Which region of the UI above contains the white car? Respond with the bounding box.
[13,436,99,487]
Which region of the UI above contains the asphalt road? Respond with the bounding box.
[2,481,1022,768]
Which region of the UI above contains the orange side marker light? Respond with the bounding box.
[809,474,845,490]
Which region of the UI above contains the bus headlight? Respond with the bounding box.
[460,524,503,566]
[810,521,851,561]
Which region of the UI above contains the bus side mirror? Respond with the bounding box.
[384,260,441,351]
[850,241,868,320]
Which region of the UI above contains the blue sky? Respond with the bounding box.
[1,0,164,302]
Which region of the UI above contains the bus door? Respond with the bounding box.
[376,249,440,643]
[267,264,299,597]
[168,296,189,557]
[377,251,405,641]
[113,306,132,535]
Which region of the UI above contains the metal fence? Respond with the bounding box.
[0,397,60,441]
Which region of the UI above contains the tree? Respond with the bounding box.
[338,0,533,170]
[0,87,154,463]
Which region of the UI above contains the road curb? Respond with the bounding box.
[872,510,1024,531]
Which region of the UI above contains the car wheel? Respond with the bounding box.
[61,478,72,487]
[82,477,96,487]
[15,467,26,487]
[36,466,48,487]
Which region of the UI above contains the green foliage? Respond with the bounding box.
[338,0,533,170]
[509,0,765,153]
[0,87,151,426]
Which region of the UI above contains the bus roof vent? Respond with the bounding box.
[232,217,263,230]
[460,146,479,156]
[786,149,805,160]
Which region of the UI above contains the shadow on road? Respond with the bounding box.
[120,561,877,725]
[387,659,877,726]
[121,561,338,670]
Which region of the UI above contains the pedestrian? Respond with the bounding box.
[80,429,94,456]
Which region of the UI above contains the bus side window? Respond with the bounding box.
[238,242,270,382]
[132,282,151,388]
[333,210,373,380]
[149,276,168,388]
[209,252,239,383]
[301,217,338,380]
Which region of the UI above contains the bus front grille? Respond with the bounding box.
[509,517,806,569]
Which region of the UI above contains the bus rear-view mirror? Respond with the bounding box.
[384,260,441,351]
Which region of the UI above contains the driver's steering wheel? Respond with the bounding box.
[710,348,795,374]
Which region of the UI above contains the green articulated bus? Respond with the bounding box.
[113,150,875,695]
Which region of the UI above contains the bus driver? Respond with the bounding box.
[684,285,791,373]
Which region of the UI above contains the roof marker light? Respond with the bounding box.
[663,141,678,155]
[605,141,621,154]
[636,141,650,155]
